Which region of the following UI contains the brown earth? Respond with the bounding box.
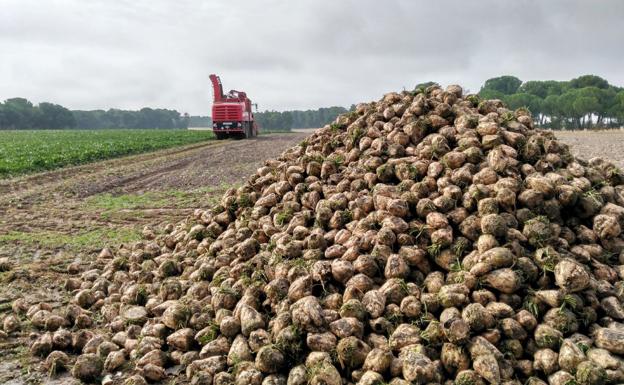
[0,132,308,384]
[0,128,622,384]
[554,129,624,169]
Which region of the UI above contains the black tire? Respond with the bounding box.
[214,131,226,140]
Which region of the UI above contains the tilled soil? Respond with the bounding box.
[0,132,307,384]
[555,129,624,169]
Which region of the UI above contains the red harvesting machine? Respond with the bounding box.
[209,74,258,139]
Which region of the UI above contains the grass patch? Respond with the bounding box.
[88,192,170,211]
[0,227,141,251]
[83,184,235,217]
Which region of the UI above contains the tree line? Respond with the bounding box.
[0,96,345,131]
[0,98,76,130]
[73,109,189,130]
[253,106,350,131]
[0,98,189,130]
[186,107,351,131]
[478,75,624,129]
[188,116,212,127]
[2,75,623,130]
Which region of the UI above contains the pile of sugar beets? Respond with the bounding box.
[7,84,624,385]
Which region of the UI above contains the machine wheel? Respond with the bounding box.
[214,132,226,140]
[243,123,251,139]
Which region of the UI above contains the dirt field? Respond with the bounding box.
[553,129,624,169]
[0,128,622,384]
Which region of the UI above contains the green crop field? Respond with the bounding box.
[0,129,216,178]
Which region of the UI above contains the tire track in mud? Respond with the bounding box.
[81,139,256,196]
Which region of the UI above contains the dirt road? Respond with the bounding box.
[0,132,308,384]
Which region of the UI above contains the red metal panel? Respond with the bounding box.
[209,74,224,102]
[212,103,243,121]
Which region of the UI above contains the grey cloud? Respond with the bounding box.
[0,0,622,114]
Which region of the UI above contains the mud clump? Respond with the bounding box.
[12,84,624,384]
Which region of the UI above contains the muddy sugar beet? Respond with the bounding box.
[11,84,624,384]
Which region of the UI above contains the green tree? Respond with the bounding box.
[2,98,35,129]
[543,95,562,129]
[557,92,578,128]
[481,76,522,95]
[0,104,5,128]
[594,87,618,127]
[505,93,544,124]
[478,89,505,101]
[570,74,609,89]
[519,81,549,98]
[188,116,212,127]
[573,95,599,128]
[505,93,535,110]
[37,102,76,129]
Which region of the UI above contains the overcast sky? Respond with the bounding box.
[1,0,622,115]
